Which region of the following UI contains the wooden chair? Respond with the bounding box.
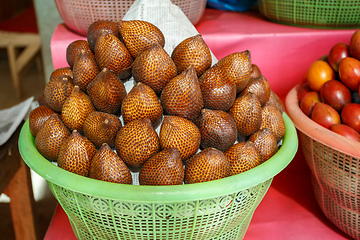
[0,123,37,240]
[0,6,42,99]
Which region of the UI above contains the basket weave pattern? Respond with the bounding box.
[48,180,271,239]
[19,114,297,240]
[286,86,360,239]
[312,177,359,239]
[301,133,360,212]
[55,0,207,36]
[258,0,360,28]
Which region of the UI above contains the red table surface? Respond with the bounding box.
[46,8,356,240]
[0,5,38,33]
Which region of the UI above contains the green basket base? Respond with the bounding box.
[48,179,273,240]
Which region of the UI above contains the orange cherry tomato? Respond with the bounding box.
[306,60,335,91]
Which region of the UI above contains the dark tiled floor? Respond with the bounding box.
[0,50,58,240]
[0,50,44,108]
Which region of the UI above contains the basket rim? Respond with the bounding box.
[285,85,360,158]
[18,113,297,202]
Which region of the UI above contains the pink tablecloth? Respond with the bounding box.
[47,8,355,240]
[50,8,354,101]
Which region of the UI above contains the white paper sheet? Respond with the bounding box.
[0,97,35,146]
[121,0,218,184]
[122,0,217,65]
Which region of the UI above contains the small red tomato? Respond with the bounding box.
[307,60,335,91]
[341,103,360,133]
[338,57,360,91]
[296,82,312,102]
[330,124,360,142]
[300,91,321,117]
[320,80,352,112]
[349,30,360,61]
[311,102,340,129]
[328,42,350,72]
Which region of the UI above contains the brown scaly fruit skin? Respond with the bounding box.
[159,115,201,161]
[160,65,203,122]
[29,106,55,137]
[184,148,230,184]
[132,43,177,94]
[115,118,160,168]
[49,67,73,82]
[87,20,120,53]
[215,50,252,93]
[72,50,100,92]
[260,104,286,143]
[87,68,127,115]
[229,92,262,137]
[171,34,212,78]
[61,86,95,132]
[89,143,132,184]
[66,40,94,69]
[57,130,97,177]
[224,141,261,176]
[198,64,236,111]
[118,20,165,59]
[249,128,278,163]
[238,75,271,107]
[44,75,74,113]
[83,111,122,148]
[37,93,49,107]
[249,64,262,79]
[95,33,133,79]
[121,82,163,127]
[267,90,285,113]
[35,113,70,161]
[197,109,237,152]
[139,148,184,186]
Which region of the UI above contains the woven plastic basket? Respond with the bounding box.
[19,113,297,240]
[285,85,360,240]
[54,0,207,36]
[257,0,360,29]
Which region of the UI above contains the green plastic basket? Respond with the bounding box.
[257,0,360,29]
[19,113,297,240]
